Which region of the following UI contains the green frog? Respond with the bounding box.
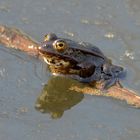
[38,33,124,89]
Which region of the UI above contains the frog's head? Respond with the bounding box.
[38,33,84,69]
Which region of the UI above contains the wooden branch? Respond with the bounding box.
[0,25,39,56]
[70,84,140,108]
[0,25,140,108]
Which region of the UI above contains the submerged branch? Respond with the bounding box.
[0,24,140,108]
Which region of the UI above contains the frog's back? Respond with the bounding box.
[79,42,105,56]
[63,38,105,57]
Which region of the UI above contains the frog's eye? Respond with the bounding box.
[44,33,57,41]
[53,40,67,52]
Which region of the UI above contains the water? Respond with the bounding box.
[0,0,140,139]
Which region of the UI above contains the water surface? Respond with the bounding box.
[0,0,140,139]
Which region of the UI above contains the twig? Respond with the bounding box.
[70,84,140,108]
[0,25,39,56]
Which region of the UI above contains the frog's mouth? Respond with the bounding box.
[42,56,70,68]
[38,48,79,68]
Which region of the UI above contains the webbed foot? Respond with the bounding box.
[101,63,124,90]
[101,76,123,90]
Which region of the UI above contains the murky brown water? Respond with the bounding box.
[0,0,140,140]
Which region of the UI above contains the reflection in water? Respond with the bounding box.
[35,76,84,119]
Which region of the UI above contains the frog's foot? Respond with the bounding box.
[115,79,123,88]
[110,65,124,77]
[101,77,123,90]
[102,78,116,90]
[101,64,124,90]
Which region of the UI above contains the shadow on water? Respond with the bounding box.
[35,76,84,119]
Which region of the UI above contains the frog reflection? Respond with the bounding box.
[35,76,84,119]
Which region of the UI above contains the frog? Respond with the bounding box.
[38,33,124,89]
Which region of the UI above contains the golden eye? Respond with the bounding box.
[53,40,67,52]
[44,33,57,41]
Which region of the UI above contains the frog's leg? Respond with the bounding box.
[102,77,116,89]
[102,76,123,89]
[111,65,124,77]
[78,66,101,83]
[102,64,124,89]
[77,61,95,78]
[66,64,101,83]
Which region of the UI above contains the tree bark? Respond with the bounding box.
[0,25,140,108]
